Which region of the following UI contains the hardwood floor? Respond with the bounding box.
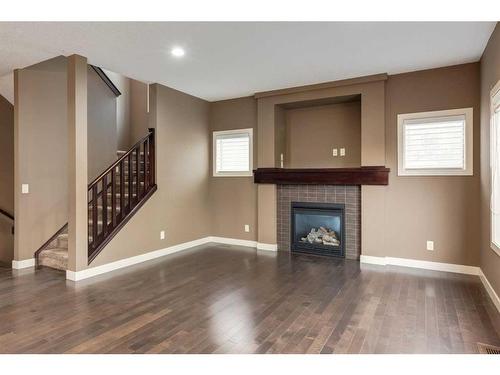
[0,243,499,354]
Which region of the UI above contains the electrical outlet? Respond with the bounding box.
[332,148,338,157]
[426,240,434,251]
[340,148,346,157]
[244,224,250,233]
[160,230,165,240]
[21,184,29,194]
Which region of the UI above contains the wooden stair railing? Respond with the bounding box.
[0,207,14,235]
[87,128,156,264]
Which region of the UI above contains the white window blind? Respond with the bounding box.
[403,115,465,170]
[213,129,253,176]
[397,108,473,176]
[491,84,500,255]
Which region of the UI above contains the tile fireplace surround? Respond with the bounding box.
[277,185,361,260]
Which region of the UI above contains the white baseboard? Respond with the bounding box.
[361,255,500,313]
[67,237,212,281]
[360,255,480,275]
[359,255,387,266]
[479,269,500,313]
[66,236,278,281]
[209,236,278,251]
[209,236,257,248]
[12,258,35,269]
[256,242,278,251]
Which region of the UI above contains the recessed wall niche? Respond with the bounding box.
[274,94,361,169]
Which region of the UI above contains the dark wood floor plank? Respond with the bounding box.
[0,244,499,354]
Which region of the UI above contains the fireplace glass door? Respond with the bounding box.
[291,202,345,257]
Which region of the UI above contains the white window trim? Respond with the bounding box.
[213,128,253,177]
[490,79,500,257]
[397,107,474,176]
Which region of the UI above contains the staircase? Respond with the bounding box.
[37,129,156,271]
[38,227,68,270]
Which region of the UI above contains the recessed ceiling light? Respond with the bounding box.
[171,47,185,57]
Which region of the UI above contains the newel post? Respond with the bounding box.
[67,54,88,275]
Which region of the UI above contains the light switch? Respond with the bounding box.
[340,148,346,157]
[332,148,338,157]
[21,184,29,194]
[160,230,165,240]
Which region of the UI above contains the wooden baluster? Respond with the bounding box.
[149,129,155,186]
[92,184,98,248]
[144,138,149,192]
[87,202,91,248]
[127,153,133,212]
[119,161,124,220]
[135,146,139,203]
[102,175,108,236]
[111,168,116,229]
[142,141,147,196]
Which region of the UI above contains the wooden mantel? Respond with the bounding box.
[253,166,390,185]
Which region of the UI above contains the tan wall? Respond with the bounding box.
[87,66,117,181]
[480,24,500,295]
[129,79,149,146]
[102,70,149,150]
[274,105,286,167]
[87,63,481,271]
[285,102,361,168]
[14,56,68,261]
[255,78,386,246]
[251,66,481,267]
[103,69,131,150]
[0,94,14,263]
[378,63,481,266]
[89,83,211,268]
[209,97,258,241]
[14,57,127,261]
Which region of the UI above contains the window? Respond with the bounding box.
[397,108,473,176]
[490,80,500,256]
[213,128,253,177]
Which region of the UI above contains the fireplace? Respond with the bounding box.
[291,202,345,257]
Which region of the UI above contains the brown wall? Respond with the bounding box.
[0,94,14,263]
[103,69,131,150]
[14,56,68,261]
[379,63,481,266]
[255,78,386,247]
[209,97,258,241]
[480,24,500,295]
[102,69,149,150]
[285,102,361,168]
[87,63,482,272]
[89,83,211,268]
[129,79,149,146]
[14,57,135,261]
[215,65,479,267]
[274,105,286,167]
[87,66,117,181]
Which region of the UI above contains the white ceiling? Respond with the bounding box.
[0,22,496,103]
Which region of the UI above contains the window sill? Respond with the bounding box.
[213,173,253,177]
[398,169,473,177]
[491,242,500,257]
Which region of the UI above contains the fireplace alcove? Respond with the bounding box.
[255,80,389,261]
[291,202,345,258]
